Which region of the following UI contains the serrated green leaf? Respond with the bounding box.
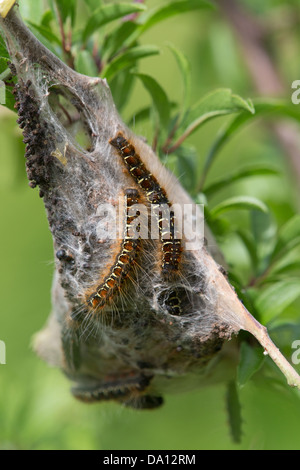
[237,342,265,388]
[74,50,98,77]
[134,73,170,129]
[101,45,160,83]
[210,196,268,219]
[204,165,279,197]
[83,3,147,42]
[255,280,300,324]
[226,380,242,444]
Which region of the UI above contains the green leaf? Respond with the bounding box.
[138,0,212,27]
[268,322,300,353]
[272,215,300,260]
[0,80,17,114]
[124,0,213,46]
[74,50,98,77]
[102,21,139,61]
[19,0,44,23]
[84,0,102,12]
[110,69,135,112]
[0,57,9,75]
[82,2,147,42]
[205,98,300,173]
[166,43,191,121]
[267,246,300,277]
[204,165,279,197]
[181,88,254,135]
[27,21,61,46]
[237,342,265,388]
[173,145,198,191]
[210,196,268,219]
[101,45,160,83]
[134,73,170,129]
[41,10,55,28]
[250,211,277,266]
[226,380,242,444]
[0,58,17,112]
[269,261,300,277]
[54,0,76,26]
[127,105,152,127]
[0,35,9,59]
[236,229,259,272]
[228,272,259,317]
[255,280,300,324]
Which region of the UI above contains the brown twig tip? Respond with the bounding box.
[247,319,300,389]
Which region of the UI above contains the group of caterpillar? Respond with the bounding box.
[109,133,182,279]
[85,132,183,315]
[87,188,141,310]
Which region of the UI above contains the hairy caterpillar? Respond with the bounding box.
[109,132,182,280]
[86,188,142,310]
[71,374,153,404]
[164,289,182,316]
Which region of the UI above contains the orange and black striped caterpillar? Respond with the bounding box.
[109,133,182,280]
[86,188,141,310]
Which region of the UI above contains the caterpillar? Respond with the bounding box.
[109,132,182,280]
[164,289,182,316]
[71,374,152,404]
[86,188,141,310]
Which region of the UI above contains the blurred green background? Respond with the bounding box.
[1,0,300,450]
